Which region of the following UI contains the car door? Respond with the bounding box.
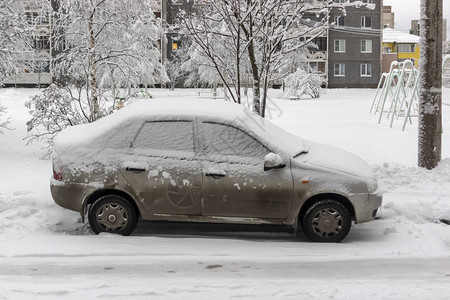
[120,120,203,216]
[198,121,293,219]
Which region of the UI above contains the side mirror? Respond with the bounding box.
[264,153,286,171]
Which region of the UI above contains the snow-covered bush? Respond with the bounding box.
[284,67,325,99]
[25,84,107,154]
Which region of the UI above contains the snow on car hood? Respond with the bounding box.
[296,141,375,180]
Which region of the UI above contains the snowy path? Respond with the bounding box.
[1,254,450,299]
[1,88,450,299]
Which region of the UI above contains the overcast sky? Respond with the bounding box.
[383,0,450,40]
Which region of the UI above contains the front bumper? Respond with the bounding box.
[350,190,383,224]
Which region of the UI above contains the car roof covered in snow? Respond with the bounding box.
[54,98,307,157]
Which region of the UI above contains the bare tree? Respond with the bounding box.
[418,0,443,169]
[180,0,248,104]
[180,0,364,116]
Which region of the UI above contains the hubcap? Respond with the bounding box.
[96,203,128,231]
[312,208,343,238]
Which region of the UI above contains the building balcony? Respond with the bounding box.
[306,51,327,61]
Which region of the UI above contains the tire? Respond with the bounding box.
[88,195,138,236]
[301,199,351,243]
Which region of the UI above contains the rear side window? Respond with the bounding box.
[103,121,141,149]
[133,121,194,155]
[201,122,269,159]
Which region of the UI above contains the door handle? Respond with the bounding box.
[205,173,226,179]
[125,167,146,173]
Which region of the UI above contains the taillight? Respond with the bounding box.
[53,165,63,181]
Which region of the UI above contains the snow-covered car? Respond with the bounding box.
[51,99,382,242]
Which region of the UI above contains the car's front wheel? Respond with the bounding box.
[88,195,138,236]
[301,199,351,242]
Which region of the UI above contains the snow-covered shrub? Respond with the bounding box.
[0,103,11,132]
[284,67,324,99]
[25,84,112,155]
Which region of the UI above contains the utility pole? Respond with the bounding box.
[418,0,443,169]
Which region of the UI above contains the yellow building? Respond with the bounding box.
[382,28,420,70]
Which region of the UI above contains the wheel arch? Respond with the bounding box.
[81,189,140,222]
[298,193,355,224]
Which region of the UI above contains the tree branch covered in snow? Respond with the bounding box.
[0,0,34,85]
[179,0,371,117]
[51,0,166,121]
[25,84,88,153]
[25,0,167,154]
[179,0,248,103]
[165,45,191,90]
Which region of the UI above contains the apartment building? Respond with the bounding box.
[382,28,420,72]
[383,5,395,29]
[327,0,383,88]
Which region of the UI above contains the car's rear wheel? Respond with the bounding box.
[301,199,351,243]
[88,195,138,236]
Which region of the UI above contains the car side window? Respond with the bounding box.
[103,121,142,149]
[201,122,269,160]
[133,121,195,156]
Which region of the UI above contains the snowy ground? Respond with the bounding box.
[1,87,450,299]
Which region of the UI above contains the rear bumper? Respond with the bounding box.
[50,180,95,213]
[350,191,383,224]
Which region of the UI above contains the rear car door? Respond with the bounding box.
[198,121,293,219]
[120,120,203,216]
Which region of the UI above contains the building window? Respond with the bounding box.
[33,36,50,50]
[398,44,415,53]
[361,40,372,53]
[361,63,372,77]
[334,39,346,53]
[310,37,327,51]
[334,63,345,77]
[362,0,373,3]
[172,40,181,51]
[310,62,319,71]
[383,46,392,53]
[26,11,50,25]
[334,16,345,27]
[361,16,372,28]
